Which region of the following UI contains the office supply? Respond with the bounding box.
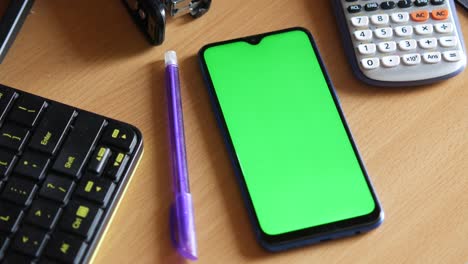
[0,0,34,63]
[333,0,466,86]
[0,84,143,263]
[456,0,468,9]
[165,51,197,260]
[198,28,383,251]
[123,0,211,45]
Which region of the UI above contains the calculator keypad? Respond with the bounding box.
[339,0,466,83]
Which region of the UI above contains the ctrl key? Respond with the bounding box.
[45,232,88,264]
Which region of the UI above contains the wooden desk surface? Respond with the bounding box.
[0,0,467,263]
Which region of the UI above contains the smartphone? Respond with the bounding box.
[198,28,384,251]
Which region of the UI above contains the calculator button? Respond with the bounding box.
[395,26,413,37]
[354,30,373,41]
[365,3,379,11]
[371,14,389,25]
[419,38,438,49]
[431,9,449,20]
[443,51,462,62]
[399,39,417,51]
[431,0,445,5]
[391,12,409,23]
[348,5,362,13]
[378,41,397,52]
[397,0,412,8]
[361,58,380,69]
[375,27,393,39]
[382,56,400,67]
[422,52,442,63]
[415,24,433,35]
[415,0,429,6]
[381,1,396,9]
[439,36,458,47]
[411,10,429,22]
[351,16,369,27]
[434,23,453,34]
[402,54,422,65]
[358,44,376,55]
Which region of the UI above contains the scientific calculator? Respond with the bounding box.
[0,84,143,263]
[332,0,466,86]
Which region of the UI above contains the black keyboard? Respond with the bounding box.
[0,84,143,263]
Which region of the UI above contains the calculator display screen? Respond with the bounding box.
[200,28,381,238]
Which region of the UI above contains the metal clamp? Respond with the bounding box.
[164,0,211,18]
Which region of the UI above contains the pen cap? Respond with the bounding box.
[171,192,198,260]
[165,50,178,66]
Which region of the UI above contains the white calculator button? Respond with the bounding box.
[398,39,417,51]
[378,41,397,52]
[371,14,389,25]
[354,30,373,41]
[443,51,463,62]
[358,44,376,55]
[422,52,442,64]
[402,54,422,66]
[391,12,409,23]
[351,16,369,27]
[361,58,380,70]
[439,36,458,47]
[419,38,438,49]
[374,27,393,39]
[382,56,400,67]
[434,23,454,34]
[395,26,413,37]
[415,24,434,35]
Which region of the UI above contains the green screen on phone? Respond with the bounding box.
[201,29,377,236]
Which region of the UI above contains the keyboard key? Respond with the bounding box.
[374,27,393,39]
[106,152,129,182]
[419,38,437,49]
[12,225,49,257]
[397,0,412,8]
[411,10,429,22]
[382,56,400,67]
[391,12,409,23]
[8,95,47,128]
[435,23,453,34]
[45,232,87,264]
[14,151,50,181]
[364,2,379,11]
[354,29,372,41]
[39,174,75,204]
[443,50,463,62]
[0,202,23,233]
[0,150,17,179]
[88,146,111,175]
[0,124,30,152]
[381,1,396,9]
[101,123,138,154]
[423,52,442,63]
[1,177,37,206]
[347,5,362,13]
[415,24,433,35]
[414,0,429,6]
[26,200,62,230]
[0,235,10,257]
[350,16,369,27]
[394,26,413,37]
[59,201,103,240]
[371,14,389,25]
[75,176,115,207]
[29,103,76,155]
[439,36,458,47]
[358,43,376,55]
[361,58,380,70]
[399,39,417,51]
[0,86,17,124]
[378,41,397,52]
[52,113,105,178]
[3,253,36,264]
[402,53,422,65]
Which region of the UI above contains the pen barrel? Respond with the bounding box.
[166,64,190,193]
[175,192,198,260]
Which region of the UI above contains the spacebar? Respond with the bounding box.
[52,112,106,178]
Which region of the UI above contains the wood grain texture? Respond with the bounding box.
[0,1,467,263]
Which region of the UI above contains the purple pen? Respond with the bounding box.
[165,51,198,260]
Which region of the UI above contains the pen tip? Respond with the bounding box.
[165,51,178,66]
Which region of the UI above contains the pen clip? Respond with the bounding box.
[170,193,198,260]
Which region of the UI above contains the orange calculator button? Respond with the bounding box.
[431,9,449,20]
[411,10,429,22]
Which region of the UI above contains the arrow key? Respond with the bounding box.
[75,176,115,207]
[25,200,62,230]
[101,123,138,154]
